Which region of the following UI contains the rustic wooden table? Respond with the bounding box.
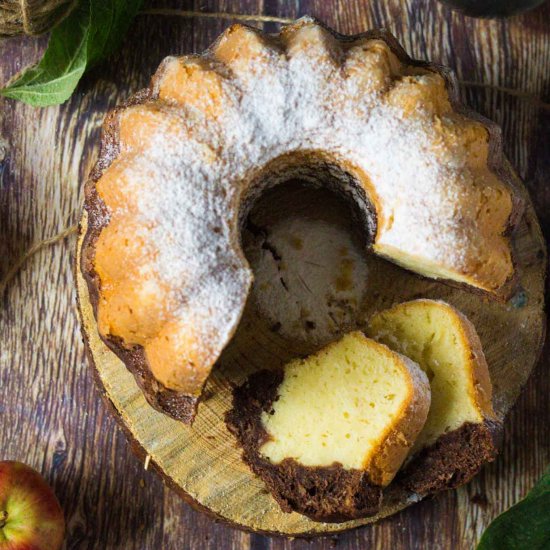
[1,1,548,548]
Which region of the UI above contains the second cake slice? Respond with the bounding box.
[226,331,430,522]
[367,299,501,495]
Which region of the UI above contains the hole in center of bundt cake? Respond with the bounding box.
[239,155,377,350]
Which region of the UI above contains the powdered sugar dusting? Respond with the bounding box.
[92,20,511,388]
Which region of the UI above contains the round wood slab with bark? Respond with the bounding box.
[76,155,545,536]
[1,1,548,547]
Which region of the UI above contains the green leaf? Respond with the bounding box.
[0,0,143,107]
[477,466,550,550]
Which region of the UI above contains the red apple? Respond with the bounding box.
[0,461,64,550]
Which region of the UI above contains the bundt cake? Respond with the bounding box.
[81,17,520,422]
[367,299,501,495]
[225,331,431,521]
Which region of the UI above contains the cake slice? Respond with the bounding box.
[226,331,430,522]
[367,299,501,495]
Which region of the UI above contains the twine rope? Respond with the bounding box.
[19,0,31,35]
[460,80,550,112]
[140,8,295,25]
[0,224,77,295]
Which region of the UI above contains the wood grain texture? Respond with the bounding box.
[1,0,549,548]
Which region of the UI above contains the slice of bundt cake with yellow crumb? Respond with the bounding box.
[366,299,501,495]
[226,331,430,522]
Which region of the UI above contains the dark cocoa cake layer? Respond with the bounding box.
[225,369,383,522]
[227,368,503,522]
[398,420,502,495]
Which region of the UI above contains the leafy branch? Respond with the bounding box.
[0,0,143,106]
[477,466,549,550]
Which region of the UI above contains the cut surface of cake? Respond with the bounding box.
[81,17,520,422]
[367,299,501,494]
[226,331,430,521]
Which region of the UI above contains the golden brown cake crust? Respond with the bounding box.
[81,89,200,423]
[225,369,383,522]
[81,18,523,424]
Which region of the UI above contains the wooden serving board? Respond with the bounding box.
[76,158,546,535]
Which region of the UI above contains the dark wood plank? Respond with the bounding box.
[0,0,548,548]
